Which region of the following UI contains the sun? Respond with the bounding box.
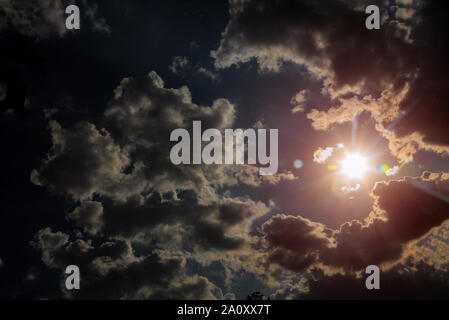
[340,153,368,179]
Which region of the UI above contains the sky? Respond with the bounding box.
[0,0,449,299]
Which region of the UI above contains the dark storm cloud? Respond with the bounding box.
[212,0,449,161]
[258,172,449,273]
[67,200,104,236]
[273,261,449,299]
[30,71,289,298]
[259,214,334,272]
[212,0,414,91]
[30,71,276,202]
[305,0,449,160]
[31,71,278,250]
[31,70,291,201]
[30,120,136,201]
[102,71,245,194]
[30,227,221,299]
[392,0,449,145]
[100,193,270,250]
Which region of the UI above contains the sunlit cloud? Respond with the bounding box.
[341,184,360,193]
[313,147,334,164]
[385,165,400,176]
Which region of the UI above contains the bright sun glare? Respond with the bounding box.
[340,153,368,179]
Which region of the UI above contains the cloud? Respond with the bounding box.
[30,227,221,299]
[30,120,139,201]
[196,67,218,81]
[306,84,449,164]
[169,56,191,74]
[148,275,223,299]
[100,194,271,250]
[396,7,415,20]
[0,0,67,39]
[30,71,296,298]
[32,71,293,201]
[33,72,222,201]
[212,0,414,91]
[31,72,291,251]
[30,227,70,266]
[169,56,219,81]
[103,71,240,194]
[25,269,38,282]
[273,261,449,299]
[213,0,449,163]
[385,165,399,176]
[67,200,104,236]
[259,214,335,272]
[313,147,334,163]
[341,184,360,193]
[6,0,447,300]
[82,0,111,34]
[257,172,449,274]
[290,89,307,113]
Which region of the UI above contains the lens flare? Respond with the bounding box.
[377,164,389,173]
[340,153,368,179]
[294,159,303,169]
